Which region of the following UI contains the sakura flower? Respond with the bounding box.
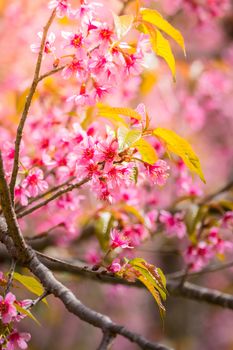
[14,186,30,206]
[0,292,17,324]
[2,141,15,163]
[146,209,158,230]
[104,164,132,193]
[70,0,102,20]
[221,211,233,229]
[176,174,203,197]
[92,81,112,100]
[144,160,169,186]
[184,241,213,271]
[62,31,85,56]
[21,168,48,197]
[67,84,94,107]
[96,24,115,45]
[207,227,233,254]
[108,259,122,273]
[123,51,144,76]
[85,249,101,265]
[88,53,116,80]
[159,210,186,239]
[6,330,31,350]
[96,137,118,164]
[62,57,86,80]
[123,224,148,246]
[110,228,133,249]
[30,32,56,55]
[48,0,70,18]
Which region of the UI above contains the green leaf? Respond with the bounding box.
[113,14,135,39]
[133,138,158,164]
[95,212,113,251]
[140,8,186,54]
[130,166,139,184]
[153,127,206,183]
[117,127,141,152]
[13,272,48,305]
[14,303,41,326]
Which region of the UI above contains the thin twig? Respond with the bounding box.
[24,177,75,208]
[9,9,56,201]
[17,177,90,219]
[28,291,49,309]
[38,65,66,82]
[5,259,16,295]
[200,179,233,205]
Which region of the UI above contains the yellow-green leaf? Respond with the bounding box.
[153,128,206,183]
[138,275,165,319]
[113,14,135,39]
[98,104,142,121]
[140,8,185,54]
[140,70,157,95]
[121,204,145,223]
[14,272,48,305]
[155,29,176,79]
[117,127,141,151]
[133,138,158,164]
[129,258,167,298]
[98,112,128,127]
[139,22,176,79]
[15,303,41,326]
[16,89,39,114]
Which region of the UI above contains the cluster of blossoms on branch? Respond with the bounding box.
[185,212,233,271]
[31,0,150,108]
[163,0,230,23]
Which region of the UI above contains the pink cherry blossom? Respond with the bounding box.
[6,330,31,350]
[21,168,48,197]
[144,160,170,186]
[185,241,213,271]
[62,57,86,80]
[108,259,122,273]
[221,211,233,229]
[30,32,56,55]
[110,228,133,249]
[48,0,70,18]
[160,210,186,239]
[14,186,30,206]
[0,292,17,324]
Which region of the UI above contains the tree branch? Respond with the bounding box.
[97,331,116,350]
[35,252,233,310]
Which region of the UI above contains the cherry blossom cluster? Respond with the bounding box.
[184,215,233,271]
[0,273,31,350]
[31,0,151,108]
[162,0,230,23]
